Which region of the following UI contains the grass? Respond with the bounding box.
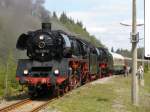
[47,71,150,112]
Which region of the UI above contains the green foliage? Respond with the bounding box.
[116,48,132,57]
[137,47,144,59]
[48,84,115,112]
[6,51,18,89]
[0,51,19,97]
[144,64,149,73]
[60,12,68,23]
[47,73,150,112]
[76,21,83,28]
[0,61,5,96]
[111,47,114,52]
[116,47,144,59]
[144,71,150,93]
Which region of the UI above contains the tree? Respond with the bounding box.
[116,48,131,57]
[111,47,114,52]
[53,11,58,19]
[68,17,75,24]
[116,48,121,54]
[137,47,144,59]
[4,51,17,97]
[76,21,83,28]
[60,12,68,23]
[83,27,87,32]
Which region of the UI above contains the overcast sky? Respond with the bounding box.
[44,0,144,51]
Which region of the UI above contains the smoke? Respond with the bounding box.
[0,0,73,61]
[0,0,49,60]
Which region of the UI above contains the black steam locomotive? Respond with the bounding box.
[16,23,113,97]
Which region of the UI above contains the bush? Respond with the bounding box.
[0,51,19,97]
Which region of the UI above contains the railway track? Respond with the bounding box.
[0,97,57,112]
[29,98,57,112]
[0,98,31,112]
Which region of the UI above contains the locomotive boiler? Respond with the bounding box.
[16,23,74,61]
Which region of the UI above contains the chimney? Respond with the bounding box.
[42,23,51,32]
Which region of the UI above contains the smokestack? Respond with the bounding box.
[42,23,51,31]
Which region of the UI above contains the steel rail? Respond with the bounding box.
[0,98,31,112]
[30,98,57,112]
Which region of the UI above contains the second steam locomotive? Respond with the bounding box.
[16,23,113,97]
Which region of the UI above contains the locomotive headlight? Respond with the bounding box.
[24,70,28,74]
[54,69,59,75]
[39,35,44,40]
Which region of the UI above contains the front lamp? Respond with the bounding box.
[24,70,28,75]
[39,35,44,40]
[54,69,59,75]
